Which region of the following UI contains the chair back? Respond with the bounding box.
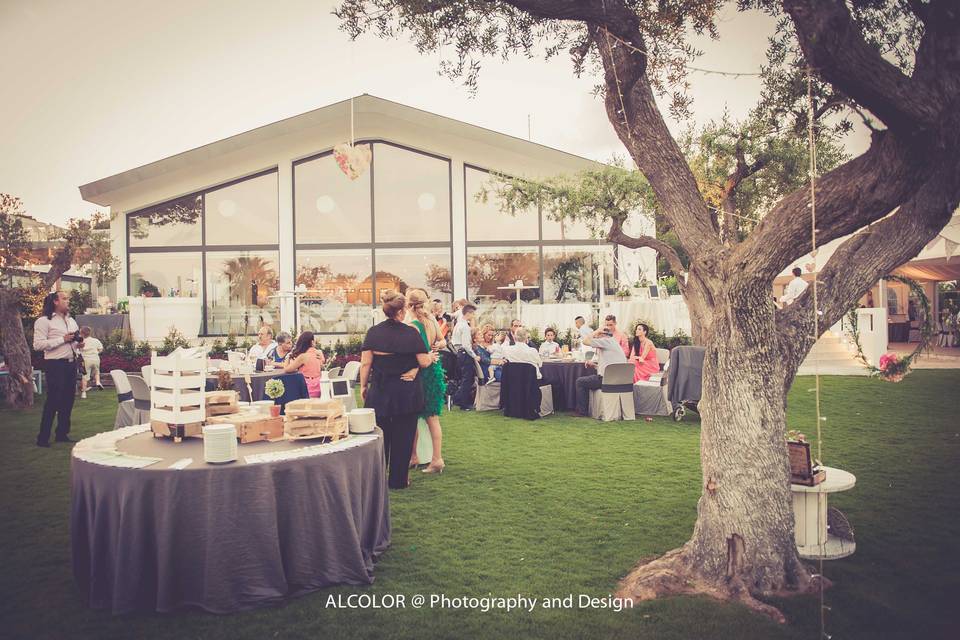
[601,362,635,391]
[110,369,131,397]
[656,348,670,366]
[473,358,485,384]
[342,360,361,382]
[127,374,152,410]
[499,362,542,420]
[141,364,152,385]
[328,366,343,377]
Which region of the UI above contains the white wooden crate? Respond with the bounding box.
[150,351,207,426]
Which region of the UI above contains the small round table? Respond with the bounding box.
[790,466,856,560]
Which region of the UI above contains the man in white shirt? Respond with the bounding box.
[503,328,543,378]
[574,328,628,416]
[248,326,278,361]
[33,291,82,447]
[575,316,593,351]
[450,304,479,410]
[779,267,810,306]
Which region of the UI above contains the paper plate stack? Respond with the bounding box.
[348,408,376,434]
[203,424,238,464]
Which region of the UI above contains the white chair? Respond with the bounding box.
[110,369,149,428]
[141,364,152,385]
[474,358,501,412]
[656,348,670,370]
[342,360,361,383]
[589,362,636,421]
[538,381,554,417]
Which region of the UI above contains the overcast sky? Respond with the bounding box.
[1,0,869,226]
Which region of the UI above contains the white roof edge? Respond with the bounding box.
[78,94,607,205]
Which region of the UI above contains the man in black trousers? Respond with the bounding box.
[33,291,82,447]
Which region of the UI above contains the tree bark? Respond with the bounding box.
[0,288,35,409]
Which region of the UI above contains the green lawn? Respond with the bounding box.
[1,371,958,640]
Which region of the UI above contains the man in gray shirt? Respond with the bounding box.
[574,328,628,416]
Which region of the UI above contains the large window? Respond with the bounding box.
[205,251,280,335]
[465,167,538,242]
[466,247,540,303]
[293,141,453,333]
[126,169,279,335]
[374,143,450,243]
[294,151,372,244]
[542,246,614,303]
[205,173,278,245]
[129,252,202,298]
[296,249,374,334]
[128,194,202,247]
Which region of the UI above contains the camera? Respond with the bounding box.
[71,330,82,343]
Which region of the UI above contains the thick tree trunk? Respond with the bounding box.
[0,289,35,409]
[617,282,814,621]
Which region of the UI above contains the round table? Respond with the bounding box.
[790,466,856,560]
[540,360,592,412]
[205,371,282,403]
[71,425,391,614]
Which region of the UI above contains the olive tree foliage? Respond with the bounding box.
[336,0,960,621]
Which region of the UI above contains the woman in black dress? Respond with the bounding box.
[359,290,436,489]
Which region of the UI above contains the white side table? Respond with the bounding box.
[790,466,856,560]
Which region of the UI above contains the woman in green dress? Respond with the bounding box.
[407,289,447,474]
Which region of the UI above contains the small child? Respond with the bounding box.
[79,327,104,398]
[538,328,561,357]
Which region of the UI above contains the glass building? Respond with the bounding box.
[81,95,655,337]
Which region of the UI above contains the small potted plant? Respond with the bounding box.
[264,378,285,417]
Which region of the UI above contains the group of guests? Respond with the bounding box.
[246,326,331,397]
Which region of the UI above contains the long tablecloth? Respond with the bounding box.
[540,361,592,411]
[71,426,390,614]
[205,371,285,403]
[601,297,691,337]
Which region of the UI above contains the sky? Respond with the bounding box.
[0,0,870,226]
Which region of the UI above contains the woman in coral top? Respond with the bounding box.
[629,323,661,382]
[284,331,326,397]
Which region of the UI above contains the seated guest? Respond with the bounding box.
[574,328,628,416]
[539,328,561,357]
[502,328,543,379]
[272,332,293,363]
[629,323,660,382]
[475,324,495,383]
[248,326,278,361]
[603,314,631,357]
[283,331,326,397]
[450,303,479,410]
[575,315,594,351]
[505,318,523,345]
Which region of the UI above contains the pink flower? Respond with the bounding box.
[879,352,897,372]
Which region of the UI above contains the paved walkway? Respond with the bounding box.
[888,342,960,369]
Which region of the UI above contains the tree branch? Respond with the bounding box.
[783,0,941,132]
[607,216,686,287]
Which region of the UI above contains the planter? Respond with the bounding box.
[269,404,281,417]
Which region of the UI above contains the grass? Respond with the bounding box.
[1,371,958,639]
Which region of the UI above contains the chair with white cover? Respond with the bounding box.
[127,374,153,422]
[110,370,149,428]
[342,360,361,383]
[141,364,152,385]
[474,358,501,412]
[656,348,670,371]
[589,362,636,421]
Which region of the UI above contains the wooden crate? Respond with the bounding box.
[285,415,348,441]
[789,440,826,486]
[207,411,284,443]
[151,420,203,441]
[205,390,239,417]
[284,398,345,419]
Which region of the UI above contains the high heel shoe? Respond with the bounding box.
[422,461,445,474]
[409,459,420,469]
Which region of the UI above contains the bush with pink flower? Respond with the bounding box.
[877,352,909,382]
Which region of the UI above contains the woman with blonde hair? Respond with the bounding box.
[407,288,447,474]
[360,290,436,489]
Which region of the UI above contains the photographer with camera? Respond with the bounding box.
[33,291,83,447]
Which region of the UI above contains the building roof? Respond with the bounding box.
[78,94,604,206]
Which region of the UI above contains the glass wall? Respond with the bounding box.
[466,247,540,303]
[294,151,372,244]
[293,141,453,333]
[129,252,202,298]
[464,167,538,241]
[205,173,278,245]
[205,250,280,334]
[128,194,202,247]
[295,249,374,334]
[374,144,450,243]
[126,169,278,335]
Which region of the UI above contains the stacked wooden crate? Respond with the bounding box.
[284,398,348,440]
[207,411,285,443]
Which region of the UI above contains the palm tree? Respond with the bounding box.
[220,256,278,306]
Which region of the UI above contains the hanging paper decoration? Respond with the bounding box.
[333,143,371,180]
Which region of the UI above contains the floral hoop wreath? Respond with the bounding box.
[846,274,935,382]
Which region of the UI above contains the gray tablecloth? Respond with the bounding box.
[205,371,277,403]
[540,361,592,411]
[75,314,130,340]
[71,429,391,614]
